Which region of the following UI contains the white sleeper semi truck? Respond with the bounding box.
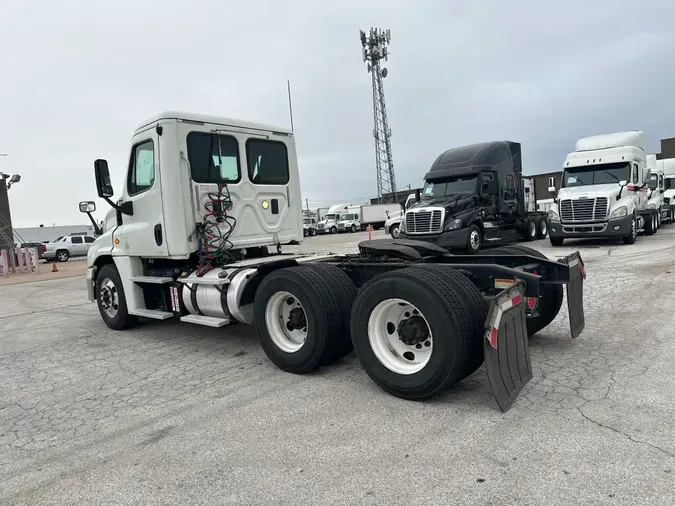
[660,159,675,223]
[547,131,657,246]
[646,154,665,229]
[81,111,588,411]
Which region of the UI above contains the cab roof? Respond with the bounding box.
[134,111,293,135]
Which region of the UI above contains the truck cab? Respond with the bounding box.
[660,159,675,223]
[399,141,546,253]
[302,216,317,237]
[547,131,655,245]
[316,203,352,234]
[337,212,361,233]
[384,194,415,238]
[646,154,664,228]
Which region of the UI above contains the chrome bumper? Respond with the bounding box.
[86,267,96,302]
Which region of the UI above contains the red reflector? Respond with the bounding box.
[579,265,587,280]
[627,185,638,192]
[511,294,522,306]
[527,297,536,309]
[532,269,538,276]
[490,327,498,348]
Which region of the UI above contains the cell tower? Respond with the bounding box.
[360,27,397,204]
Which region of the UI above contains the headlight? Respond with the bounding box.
[610,206,628,218]
[445,218,462,231]
[547,210,559,222]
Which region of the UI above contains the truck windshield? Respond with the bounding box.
[665,177,675,190]
[648,174,659,190]
[422,175,478,198]
[563,162,630,187]
[342,214,357,220]
[303,218,312,225]
[323,214,337,221]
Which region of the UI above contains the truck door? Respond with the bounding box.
[115,129,169,257]
[243,136,299,244]
[503,174,518,217]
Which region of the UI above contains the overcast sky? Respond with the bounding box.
[2,0,675,227]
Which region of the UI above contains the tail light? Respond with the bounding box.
[526,297,537,310]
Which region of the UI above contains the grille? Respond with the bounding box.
[405,209,443,234]
[559,197,609,222]
[317,223,324,229]
[337,223,345,230]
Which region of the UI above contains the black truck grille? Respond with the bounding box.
[405,209,443,234]
[560,197,609,222]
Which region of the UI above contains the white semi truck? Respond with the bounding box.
[80,111,588,411]
[316,203,355,234]
[547,131,657,246]
[660,159,675,223]
[646,154,664,229]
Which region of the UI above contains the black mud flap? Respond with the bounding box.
[483,282,532,412]
[560,252,586,339]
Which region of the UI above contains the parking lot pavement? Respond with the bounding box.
[1,229,675,506]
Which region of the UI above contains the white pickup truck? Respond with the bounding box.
[43,235,97,262]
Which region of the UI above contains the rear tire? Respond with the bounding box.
[482,245,563,337]
[525,219,537,241]
[350,267,476,400]
[56,250,70,262]
[537,218,548,239]
[95,263,138,330]
[410,264,487,379]
[304,263,357,361]
[253,266,344,374]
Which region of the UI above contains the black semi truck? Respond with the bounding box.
[400,141,549,253]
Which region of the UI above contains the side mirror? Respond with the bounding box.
[79,201,96,213]
[642,168,651,183]
[619,180,628,187]
[79,200,102,235]
[415,188,421,202]
[94,159,114,198]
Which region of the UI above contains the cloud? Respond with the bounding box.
[1,0,675,225]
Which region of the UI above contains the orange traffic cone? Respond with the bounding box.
[52,262,58,272]
[367,224,372,240]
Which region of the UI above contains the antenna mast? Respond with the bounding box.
[360,27,397,204]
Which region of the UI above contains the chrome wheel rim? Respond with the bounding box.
[391,226,400,238]
[470,230,481,250]
[99,278,119,318]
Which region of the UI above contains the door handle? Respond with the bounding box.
[154,224,163,246]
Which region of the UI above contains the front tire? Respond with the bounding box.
[350,267,477,400]
[465,224,483,254]
[253,266,345,374]
[350,224,357,233]
[95,263,138,330]
[537,218,548,239]
[390,224,400,239]
[623,214,637,244]
[330,226,337,234]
